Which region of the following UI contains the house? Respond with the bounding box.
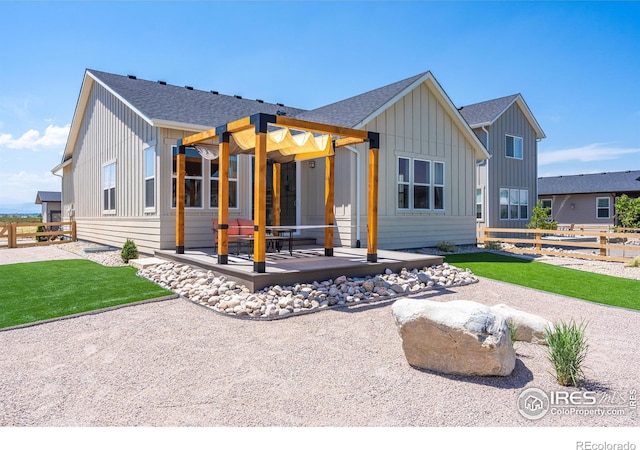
[34,191,61,222]
[53,69,489,254]
[538,170,640,227]
[459,94,546,230]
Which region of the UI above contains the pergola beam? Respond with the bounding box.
[274,116,369,139]
[181,128,218,146]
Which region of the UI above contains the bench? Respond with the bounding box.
[212,218,291,255]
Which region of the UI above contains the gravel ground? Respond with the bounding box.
[0,245,638,426]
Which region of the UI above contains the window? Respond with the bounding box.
[500,187,528,220]
[519,189,529,220]
[596,197,610,219]
[434,162,444,210]
[398,157,410,209]
[172,146,202,208]
[413,159,430,209]
[541,199,552,211]
[499,188,509,219]
[144,147,155,210]
[396,157,444,211]
[103,162,116,212]
[210,155,238,208]
[506,135,523,159]
[476,188,483,220]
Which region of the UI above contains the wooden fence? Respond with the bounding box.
[479,227,640,263]
[0,221,76,249]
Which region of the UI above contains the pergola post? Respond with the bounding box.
[367,132,380,262]
[325,151,335,257]
[273,163,281,227]
[217,132,230,264]
[175,143,186,254]
[253,118,268,273]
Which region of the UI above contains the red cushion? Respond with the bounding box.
[237,218,254,236]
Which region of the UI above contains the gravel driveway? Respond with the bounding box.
[1,250,638,426]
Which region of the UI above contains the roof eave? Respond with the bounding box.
[152,119,211,133]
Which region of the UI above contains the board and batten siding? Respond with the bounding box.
[363,81,478,249]
[299,80,480,249]
[482,101,538,229]
[68,81,161,253]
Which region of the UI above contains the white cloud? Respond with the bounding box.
[0,170,61,204]
[0,124,70,151]
[538,143,640,166]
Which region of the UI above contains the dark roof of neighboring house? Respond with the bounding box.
[35,191,61,204]
[538,170,640,195]
[296,72,430,128]
[87,69,306,128]
[458,94,519,126]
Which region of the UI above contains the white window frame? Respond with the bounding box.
[540,198,552,211]
[210,155,239,209]
[499,187,528,220]
[505,134,523,159]
[102,160,116,214]
[596,197,610,219]
[433,161,445,211]
[397,157,411,210]
[396,156,445,211]
[171,146,204,209]
[476,187,484,221]
[144,146,156,212]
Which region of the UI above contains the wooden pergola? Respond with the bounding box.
[175,113,380,273]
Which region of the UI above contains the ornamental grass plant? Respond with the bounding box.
[545,320,589,387]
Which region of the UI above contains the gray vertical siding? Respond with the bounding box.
[484,102,538,229]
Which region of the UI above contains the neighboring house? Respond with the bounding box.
[459,94,546,230]
[53,69,489,254]
[34,191,61,222]
[538,170,640,227]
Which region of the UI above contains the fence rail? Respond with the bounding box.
[0,221,76,249]
[479,227,640,263]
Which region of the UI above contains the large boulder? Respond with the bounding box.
[490,304,552,345]
[391,299,515,376]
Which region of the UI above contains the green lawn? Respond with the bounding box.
[444,252,640,311]
[0,260,171,329]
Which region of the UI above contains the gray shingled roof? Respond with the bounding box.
[458,94,519,127]
[35,191,61,203]
[296,72,429,128]
[538,171,640,195]
[87,70,306,128]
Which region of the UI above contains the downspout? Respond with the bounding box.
[345,145,361,247]
[482,125,490,226]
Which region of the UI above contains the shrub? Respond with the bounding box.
[484,240,502,251]
[614,194,640,229]
[625,256,640,268]
[527,201,557,230]
[121,239,139,263]
[437,241,457,253]
[36,225,47,242]
[545,320,589,387]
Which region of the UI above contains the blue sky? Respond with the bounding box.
[1,1,639,213]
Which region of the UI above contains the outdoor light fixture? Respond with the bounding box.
[308,161,315,169]
[570,203,575,209]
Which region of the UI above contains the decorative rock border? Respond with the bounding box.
[137,262,479,320]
